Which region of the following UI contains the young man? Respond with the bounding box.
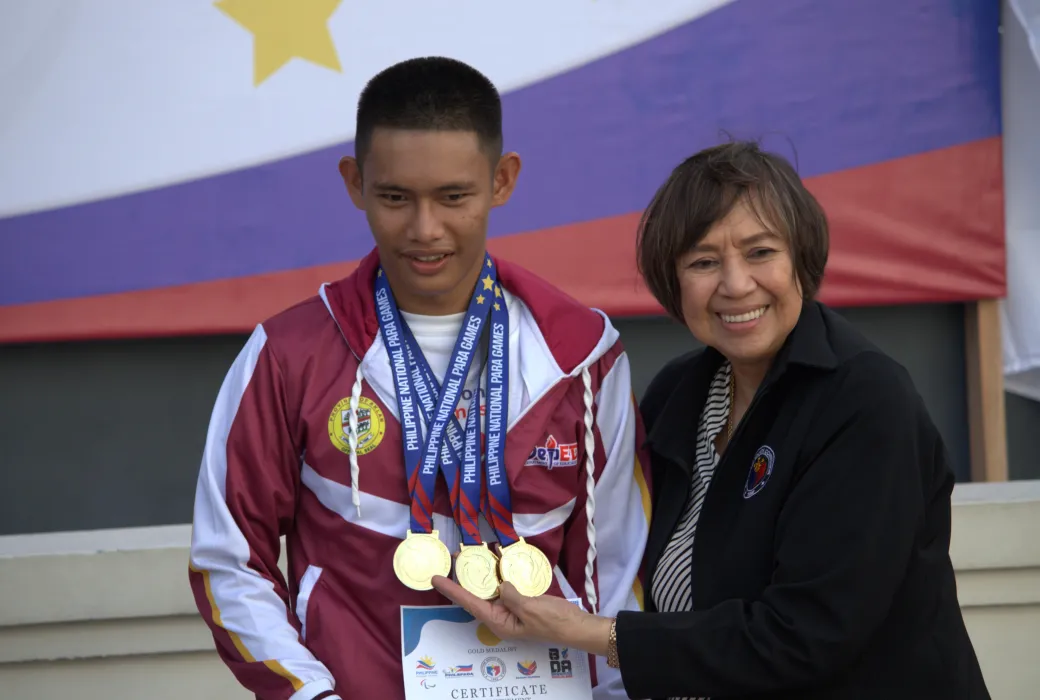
[188,57,651,700]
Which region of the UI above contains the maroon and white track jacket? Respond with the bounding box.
[188,249,652,700]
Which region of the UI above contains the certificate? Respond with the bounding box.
[400,603,594,700]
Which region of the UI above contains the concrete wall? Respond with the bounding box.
[0,481,1036,699]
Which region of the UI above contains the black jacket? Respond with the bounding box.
[616,301,989,700]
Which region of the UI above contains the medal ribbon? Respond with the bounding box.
[399,320,483,546]
[483,277,519,547]
[374,257,494,535]
[399,334,465,466]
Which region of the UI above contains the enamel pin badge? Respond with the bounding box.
[744,445,775,499]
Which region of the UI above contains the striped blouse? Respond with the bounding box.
[649,361,731,700]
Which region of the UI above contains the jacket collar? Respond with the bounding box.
[318,246,611,373]
[646,300,839,471]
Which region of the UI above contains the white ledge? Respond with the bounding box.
[952,479,1040,504]
[0,524,192,558]
[0,480,1037,697]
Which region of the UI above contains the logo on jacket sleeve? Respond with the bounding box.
[743,445,775,499]
[524,434,579,469]
[328,396,385,456]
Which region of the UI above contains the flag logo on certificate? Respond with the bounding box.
[517,660,539,677]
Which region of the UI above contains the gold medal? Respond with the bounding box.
[393,530,452,591]
[497,537,553,597]
[455,543,502,600]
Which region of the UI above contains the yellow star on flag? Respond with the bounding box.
[477,295,486,305]
[486,258,493,268]
[216,0,344,86]
[493,302,501,311]
[494,286,502,298]
[481,274,494,291]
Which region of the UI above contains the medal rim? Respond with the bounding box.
[455,543,501,600]
[498,538,553,597]
[393,530,452,591]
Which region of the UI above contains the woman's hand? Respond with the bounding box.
[431,576,613,656]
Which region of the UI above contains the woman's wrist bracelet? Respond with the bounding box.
[606,616,620,669]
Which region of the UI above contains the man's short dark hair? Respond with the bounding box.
[354,56,503,168]
[636,140,829,320]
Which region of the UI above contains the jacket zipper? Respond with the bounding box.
[725,381,772,458]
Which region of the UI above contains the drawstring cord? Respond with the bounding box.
[348,364,364,519]
[580,366,599,614]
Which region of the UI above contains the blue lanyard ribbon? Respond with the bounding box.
[399,321,482,544]
[482,281,517,547]
[374,255,502,537]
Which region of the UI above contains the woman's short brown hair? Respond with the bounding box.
[636,141,829,320]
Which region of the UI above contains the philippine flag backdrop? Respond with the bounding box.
[0,0,1005,343]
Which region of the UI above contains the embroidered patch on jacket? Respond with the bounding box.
[328,396,385,456]
[524,434,579,469]
[743,445,775,499]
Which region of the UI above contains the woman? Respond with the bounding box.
[433,141,990,699]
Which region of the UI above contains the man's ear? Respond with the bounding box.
[339,156,366,210]
[490,152,522,208]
